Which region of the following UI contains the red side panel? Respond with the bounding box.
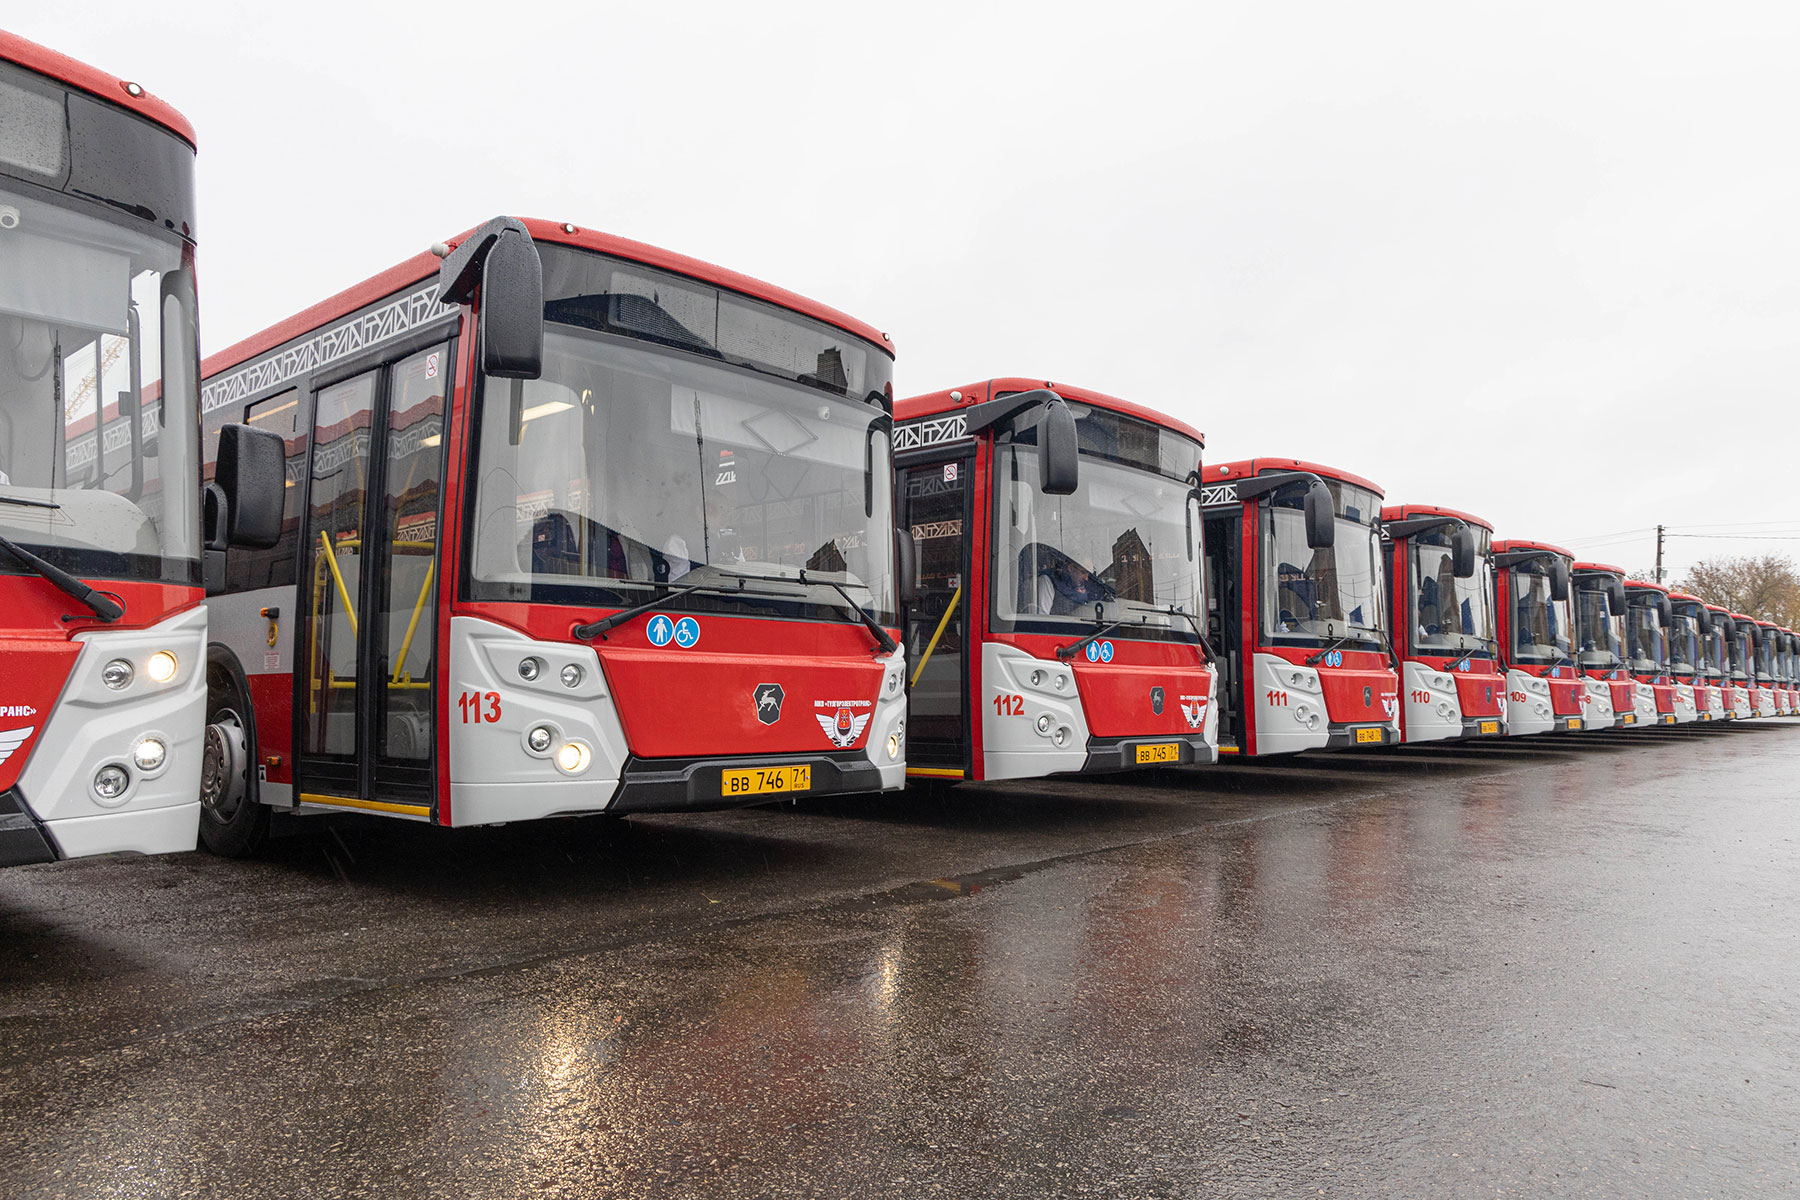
[0,640,79,792]
[1317,651,1398,725]
[246,674,294,787]
[989,631,1213,739]
[1549,677,1584,717]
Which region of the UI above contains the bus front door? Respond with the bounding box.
[898,457,973,779]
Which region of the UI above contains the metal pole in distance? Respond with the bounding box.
[1655,524,1666,584]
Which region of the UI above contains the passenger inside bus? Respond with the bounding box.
[1017,543,1113,615]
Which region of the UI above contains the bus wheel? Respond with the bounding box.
[198,659,268,857]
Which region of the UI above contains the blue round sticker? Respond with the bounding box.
[673,617,701,649]
[1099,641,1115,663]
[646,614,675,647]
[1325,649,1343,668]
[1085,642,1101,662]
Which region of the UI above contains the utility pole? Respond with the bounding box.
[1655,524,1665,584]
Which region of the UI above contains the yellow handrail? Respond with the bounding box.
[392,559,436,684]
[910,585,962,688]
[318,530,358,636]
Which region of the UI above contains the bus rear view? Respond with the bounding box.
[893,380,1215,781]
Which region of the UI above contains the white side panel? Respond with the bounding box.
[981,643,1089,781]
[858,648,909,791]
[1581,677,1616,730]
[446,616,628,826]
[1672,683,1697,723]
[1504,668,1553,736]
[1250,653,1330,755]
[204,584,294,679]
[1631,681,1658,727]
[19,606,207,857]
[1401,659,1462,743]
[1755,687,1777,718]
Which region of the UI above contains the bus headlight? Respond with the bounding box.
[94,764,130,802]
[560,663,584,688]
[102,659,134,689]
[555,742,592,774]
[886,732,901,760]
[527,725,554,753]
[146,651,178,683]
[1036,713,1053,735]
[518,657,542,681]
[132,738,167,771]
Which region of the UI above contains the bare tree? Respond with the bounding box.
[1674,555,1800,624]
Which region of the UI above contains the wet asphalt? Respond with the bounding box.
[2,723,1797,1199]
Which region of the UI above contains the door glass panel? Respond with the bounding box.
[903,463,968,761]
[302,372,376,758]
[376,345,447,762]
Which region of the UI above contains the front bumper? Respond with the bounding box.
[609,749,887,813]
[0,788,56,867]
[1460,714,1506,738]
[1326,722,1401,748]
[1083,734,1217,772]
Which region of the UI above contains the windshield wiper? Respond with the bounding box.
[799,571,898,655]
[1057,618,1129,661]
[1304,630,1356,666]
[573,576,800,640]
[0,495,61,510]
[0,534,124,622]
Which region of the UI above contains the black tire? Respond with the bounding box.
[198,650,269,857]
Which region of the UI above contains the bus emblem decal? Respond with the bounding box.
[1198,483,1238,506]
[1150,687,1164,715]
[754,684,785,725]
[815,700,871,747]
[1179,695,1207,729]
[894,413,968,451]
[0,726,35,768]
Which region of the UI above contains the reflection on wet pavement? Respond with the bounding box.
[2,724,1797,1197]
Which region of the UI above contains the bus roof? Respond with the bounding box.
[1625,579,1670,595]
[203,217,891,380]
[1704,602,1730,614]
[1380,502,1494,531]
[896,378,1204,445]
[1204,457,1383,495]
[1668,591,1704,605]
[1492,538,1575,560]
[1573,561,1626,576]
[0,30,195,149]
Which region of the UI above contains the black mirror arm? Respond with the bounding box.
[961,388,1064,437]
[1232,471,1325,502]
[438,216,533,305]
[1381,516,1460,539]
[1492,550,1555,568]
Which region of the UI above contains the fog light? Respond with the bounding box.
[560,663,584,688]
[1053,726,1071,747]
[102,659,133,689]
[555,742,591,773]
[886,672,902,696]
[518,657,542,681]
[1030,670,1045,687]
[146,651,178,683]
[1053,674,1067,690]
[1035,713,1053,734]
[132,737,167,771]
[94,764,130,800]
[527,725,554,753]
[886,733,901,760]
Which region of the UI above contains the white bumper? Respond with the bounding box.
[1504,669,1554,736]
[1251,653,1331,755]
[1401,660,1462,743]
[18,606,207,858]
[981,643,1090,780]
[1581,677,1617,730]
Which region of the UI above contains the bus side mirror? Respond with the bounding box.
[1037,397,1079,495]
[1695,610,1712,634]
[1658,595,1673,624]
[479,232,545,379]
[1549,558,1570,602]
[1608,580,1627,615]
[1303,481,1335,549]
[1451,527,1477,578]
[896,526,918,605]
[205,424,285,551]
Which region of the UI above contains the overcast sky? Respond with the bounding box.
[20,2,1800,579]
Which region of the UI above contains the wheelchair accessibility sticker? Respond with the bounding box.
[647,615,702,649]
[1085,640,1115,663]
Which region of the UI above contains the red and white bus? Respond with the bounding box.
[0,33,278,866]
[890,380,1214,782]
[1666,592,1712,722]
[1720,611,1755,719]
[1778,629,1797,716]
[1570,563,1631,730]
[195,217,905,854]
[1492,540,1583,735]
[1751,619,1781,718]
[1200,459,1399,755]
[1379,504,1506,741]
[1622,580,1682,725]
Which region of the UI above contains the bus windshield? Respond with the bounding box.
[468,325,896,621]
[1509,562,1573,666]
[1410,538,1495,656]
[1754,630,1775,681]
[1626,599,1667,672]
[1263,510,1386,647]
[1667,610,1701,676]
[0,187,200,585]
[991,435,1203,639]
[1574,579,1624,669]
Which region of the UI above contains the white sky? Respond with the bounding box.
[19,1,1800,579]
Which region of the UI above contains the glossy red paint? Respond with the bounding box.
[1381,501,1505,739]
[897,379,1205,447]
[203,220,891,384]
[1452,672,1506,718]
[1206,457,1384,496]
[460,602,895,759]
[989,632,1214,738]
[1316,651,1401,726]
[1380,503,1494,532]
[0,30,195,147]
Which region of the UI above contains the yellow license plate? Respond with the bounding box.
[1663,714,1676,724]
[1567,717,1582,729]
[1478,720,1499,735]
[1622,714,1635,724]
[1355,727,1384,744]
[1135,742,1180,764]
[721,764,812,797]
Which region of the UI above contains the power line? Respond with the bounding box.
[1665,533,1800,540]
